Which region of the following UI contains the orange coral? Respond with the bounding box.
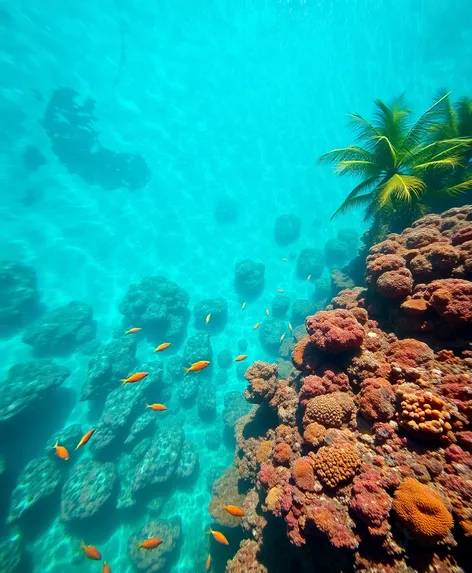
[265,486,283,512]
[291,456,316,492]
[313,444,360,488]
[291,336,318,372]
[273,443,292,466]
[256,440,274,465]
[303,422,327,449]
[393,478,453,541]
[396,389,451,436]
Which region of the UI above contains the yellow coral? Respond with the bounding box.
[393,478,453,540]
[256,440,273,465]
[266,486,283,512]
[313,444,360,488]
[396,390,451,436]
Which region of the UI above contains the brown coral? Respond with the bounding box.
[392,478,453,541]
[376,268,413,299]
[291,456,316,492]
[356,377,395,422]
[306,309,364,353]
[273,443,292,466]
[291,336,319,372]
[303,422,327,449]
[303,392,356,429]
[396,389,451,437]
[244,361,278,404]
[313,444,360,488]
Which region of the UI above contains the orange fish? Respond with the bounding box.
[146,403,167,412]
[265,309,270,316]
[281,258,287,262]
[81,542,101,560]
[253,323,260,330]
[138,538,163,550]
[206,554,212,571]
[103,561,111,573]
[241,302,246,310]
[75,428,95,450]
[307,274,311,281]
[54,440,69,460]
[234,355,248,362]
[121,372,148,386]
[224,505,245,517]
[288,322,293,332]
[280,333,286,343]
[184,360,210,374]
[125,327,142,334]
[208,527,229,545]
[277,289,284,293]
[154,342,171,352]
[206,313,211,323]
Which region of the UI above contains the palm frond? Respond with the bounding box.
[456,97,472,137]
[402,137,472,167]
[402,92,451,152]
[334,160,378,177]
[427,89,458,140]
[414,158,463,171]
[440,178,472,196]
[318,146,375,164]
[348,113,380,148]
[331,192,375,220]
[372,135,397,169]
[378,173,426,206]
[373,97,411,147]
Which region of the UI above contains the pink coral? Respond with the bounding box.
[306,309,364,353]
[298,369,349,407]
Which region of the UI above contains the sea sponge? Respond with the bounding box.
[393,478,453,541]
[244,361,278,404]
[313,444,360,488]
[303,422,327,449]
[303,392,356,429]
[291,456,316,492]
[305,309,364,353]
[291,336,318,372]
[273,443,292,466]
[396,389,451,437]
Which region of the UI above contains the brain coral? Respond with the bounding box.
[396,389,451,437]
[313,444,360,488]
[305,309,364,353]
[303,392,356,429]
[393,478,453,541]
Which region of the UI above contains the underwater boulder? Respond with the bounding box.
[22,301,96,357]
[0,260,40,331]
[259,318,286,355]
[128,517,181,572]
[193,297,228,331]
[209,467,246,528]
[234,259,265,299]
[0,360,70,425]
[205,428,221,451]
[166,355,184,383]
[292,299,317,327]
[217,349,233,368]
[119,276,189,342]
[45,424,83,458]
[272,293,290,318]
[80,335,137,401]
[313,277,331,302]
[206,465,226,493]
[117,438,152,510]
[177,376,199,406]
[324,237,350,267]
[175,442,199,482]
[8,457,61,524]
[61,460,117,523]
[296,248,324,280]
[214,195,238,223]
[223,391,251,444]
[274,214,301,246]
[124,411,156,447]
[197,383,217,421]
[183,332,213,366]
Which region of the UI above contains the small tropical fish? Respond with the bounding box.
[81,542,101,560]
[208,527,229,545]
[103,561,111,573]
[206,313,211,323]
[138,538,162,549]
[234,355,248,362]
[306,274,311,281]
[154,342,172,352]
[146,403,167,411]
[288,322,293,332]
[54,441,69,460]
[265,309,270,316]
[253,323,261,330]
[281,258,287,262]
[184,360,210,374]
[241,302,246,310]
[75,428,95,450]
[125,327,142,334]
[277,289,285,293]
[224,505,245,517]
[280,333,286,343]
[206,554,212,571]
[121,372,148,386]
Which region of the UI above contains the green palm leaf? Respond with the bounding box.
[334,160,378,177]
[441,178,472,196]
[330,176,379,220]
[414,158,463,171]
[378,173,426,206]
[373,97,411,147]
[402,92,451,151]
[318,146,375,164]
[330,192,376,219]
[348,113,380,149]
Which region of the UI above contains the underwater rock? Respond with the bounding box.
[80,335,137,401]
[0,360,70,424]
[22,145,46,172]
[177,376,199,406]
[61,460,117,522]
[313,277,332,301]
[291,299,316,326]
[223,391,252,433]
[175,442,199,481]
[166,355,184,382]
[183,332,213,366]
[124,411,156,447]
[274,214,301,246]
[209,467,246,527]
[132,424,184,493]
[205,428,221,450]
[296,248,324,280]
[234,259,265,298]
[22,301,96,357]
[259,317,286,354]
[324,237,350,266]
[331,268,356,295]
[206,465,227,493]
[197,383,216,421]
[119,276,189,341]
[8,457,61,523]
[0,260,40,330]
[117,438,152,509]
[42,87,150,190]
[214,195,238,223]
[272,293,290,318]
[45,424,83,457]
[193,297,228,330]
[0,532,22,573]
[218,349,233,368]
[127,517,181,572]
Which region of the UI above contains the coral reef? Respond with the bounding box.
[274,214,301,245]
[0,261,40,330]
[193,297,228,330]
[305,309,364,353]
[258,318,286,354]
[296,248,324,279]
[291,299,316,326]
[197,383,217,421]
[183,332,213,366]
[234,259,265,298]
[271,293,290,318]
[175,442,199,481]
[22,301,96,356]
[127,517,181,572]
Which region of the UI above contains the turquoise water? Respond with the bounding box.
[0,1,471,572]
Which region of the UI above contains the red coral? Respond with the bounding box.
[299,369,349,407]
[419,279,472,325]
[306,498,358,549]
[356,377,395,422]
[386,338,434,368]
[306,309,364,353]
[376,268,413,299]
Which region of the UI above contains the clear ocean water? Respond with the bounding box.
[0,0,471,572]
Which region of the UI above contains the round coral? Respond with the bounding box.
[291,456,316,491]
[303,392,356,429]
[306,309,364,353]
[313,444,360,488]
[396,390,451,437]
[273,443,292,466]
[303,422,327,449]
[376,269,413,299]
[393,478,453,540]
[387,338,434,368]
[357,378,395,422]
[291,336,319,372]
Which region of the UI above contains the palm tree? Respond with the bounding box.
[319,93,472,232]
